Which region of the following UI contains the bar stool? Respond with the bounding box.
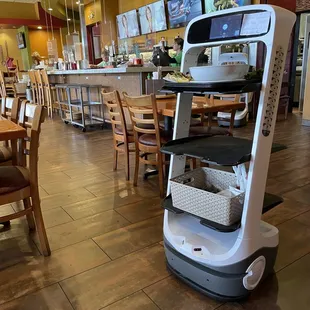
[34,70,44,105]
[28,71,38,103]
[41,70,54,118]
[56,83,104,132]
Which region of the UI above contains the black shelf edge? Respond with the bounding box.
[162,193,283,233]
[161,79,262,95]
[161,135,286,166]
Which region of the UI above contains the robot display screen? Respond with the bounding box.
[209,14,243,40]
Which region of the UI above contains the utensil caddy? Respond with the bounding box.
[170,167,244,226]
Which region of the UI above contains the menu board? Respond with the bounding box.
[139,0,167,35]
[117,10,140,39]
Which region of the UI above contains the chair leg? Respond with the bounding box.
[158,152,165,198]
[124,145,130,181]
[23,198,36,231]
[190,158,197,170]
[31,190,51,256]
[113,148,118,171]
[134,150,140,187]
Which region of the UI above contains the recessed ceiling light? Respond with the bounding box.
[37,26,42,29]
[13,26,16,28]
[48,7,53,11]
[76,1,80,4]
[67,18,71,21]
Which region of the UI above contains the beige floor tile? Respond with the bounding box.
[103,291,159,310]
[275,218,310,271]
[0,284,73,310]
[41,188,95,211]
[60,245,169,310]
[63,191,143,220]
[0,236,39,270]
[0,204,15,217]
[42,208,73,228]
[43,210,130,251]
[85,179,129,197]
[116,197,163,223]
[39,171,72,185]
[41,174,111,195]
[284,184,310,205]
[242,253,310,310]
[144,276,220,310]
[0,240,110,305]
[266,178,299,196]
[262,198,310,226]
[93,216,163,259]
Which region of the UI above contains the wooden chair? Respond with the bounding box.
[0,102,50,256]
[0,71,7,98]
[0,97,20,165]
[123,93,171,197]
[41,70,54,118]
[34,70,44,106]
[28,71,38,104]
[102,90,134,181]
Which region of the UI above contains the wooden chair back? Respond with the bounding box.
[35,70,44,105]
[102,90,128,137]
[123,93,161,148]
[19,101,46,182]
[41,70,49,87]
[1,97,19,123]
[28,71,38,103]
[0,71,7,97]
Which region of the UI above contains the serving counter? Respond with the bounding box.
[48,67,177,96]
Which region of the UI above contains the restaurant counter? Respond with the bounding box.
[48,66,178,96]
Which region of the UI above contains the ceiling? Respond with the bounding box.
[0,0,39,3]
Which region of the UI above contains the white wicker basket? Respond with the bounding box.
[170,167,244,226]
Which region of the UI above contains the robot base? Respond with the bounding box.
[164,239,277,302]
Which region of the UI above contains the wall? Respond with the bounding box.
[0,2,39,19]
[85,0,102,26]
[17,26,32,70]
[28,29,63,59]
[0,29,24,71]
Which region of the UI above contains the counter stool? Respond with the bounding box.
[56,84,103,132]
[28,71,38,104]
[41,70,54,118]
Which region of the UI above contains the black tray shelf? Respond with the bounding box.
[161,135,286,166]
[161,79,262,95]
[163,193,283,233]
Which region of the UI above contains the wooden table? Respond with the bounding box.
[0,117,27,165]
[0,117,26,141]
[156,97,245,132]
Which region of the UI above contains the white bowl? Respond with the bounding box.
[189,64,249,82]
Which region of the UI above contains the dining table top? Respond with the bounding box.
[0,116,27,141]
[156,97,245,118]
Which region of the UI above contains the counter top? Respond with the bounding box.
[48,66,178,75]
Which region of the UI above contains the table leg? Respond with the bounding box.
[164,116,173,131]
[229,110,236,134]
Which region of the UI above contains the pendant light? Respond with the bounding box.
[71,0,77,34]
[47,0,55,39]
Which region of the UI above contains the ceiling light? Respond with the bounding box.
[12,26,16,29]
[76,1,80,4]
[48,7,53,11]
[67,18,71,21]
[37,26,42,29]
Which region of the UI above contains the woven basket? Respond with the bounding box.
[170,167,244,226]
